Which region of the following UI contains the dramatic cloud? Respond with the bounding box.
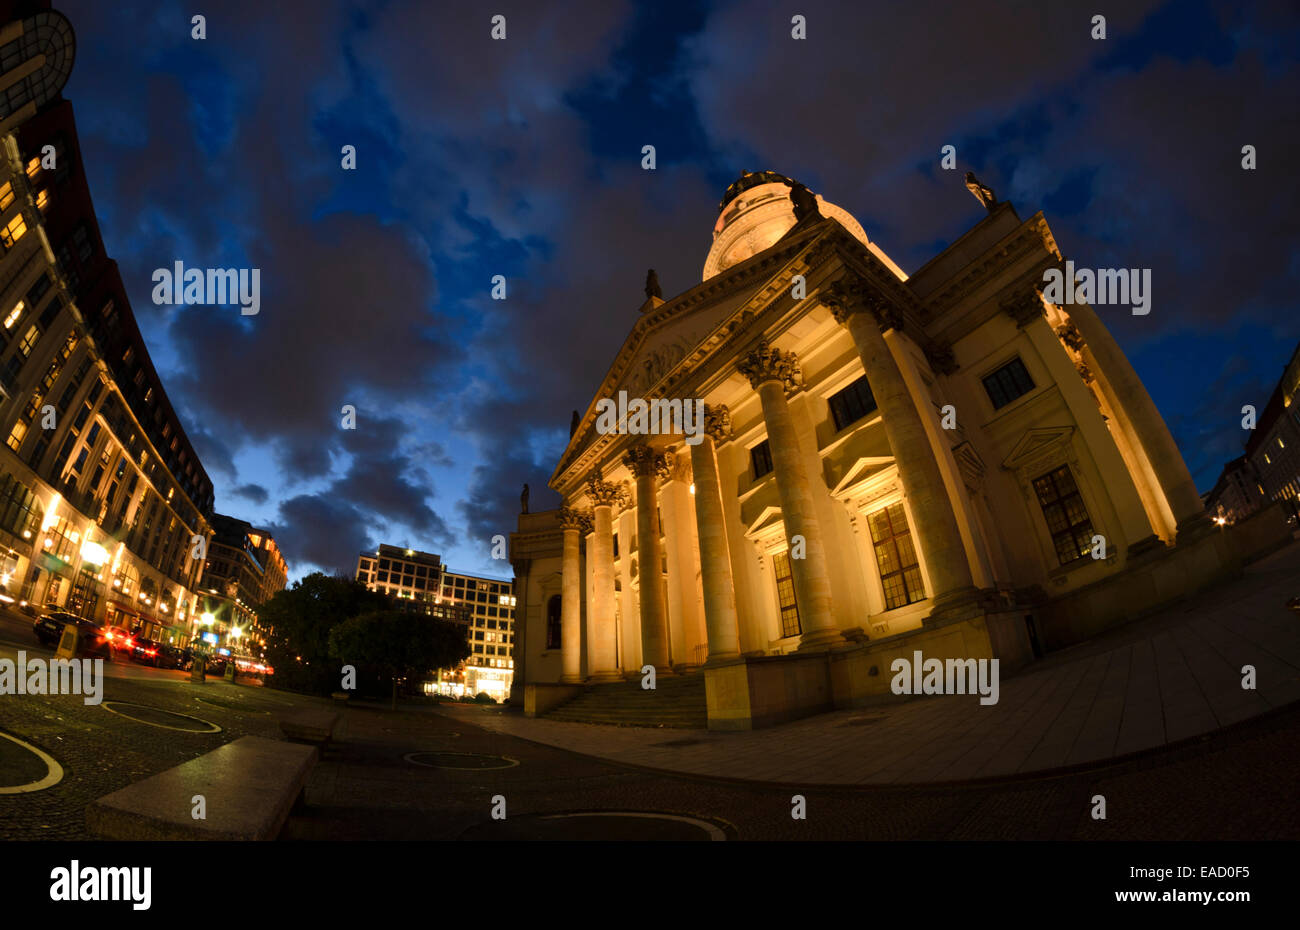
[56,0,1300,581]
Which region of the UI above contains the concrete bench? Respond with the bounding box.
[279,709,341,745]
[86,736,317,841]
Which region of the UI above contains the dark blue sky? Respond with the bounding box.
[55,0,1300,580]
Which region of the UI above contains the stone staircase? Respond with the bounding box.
[544,673,708,728]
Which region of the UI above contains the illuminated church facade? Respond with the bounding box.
[510,171,1236,729]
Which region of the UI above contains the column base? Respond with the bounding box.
[796,626,846,652]
[558,674,584,684]
[1175,510,1216,542]
[703,652,742,668]
[926,586,983,625]
[588,669,624,682]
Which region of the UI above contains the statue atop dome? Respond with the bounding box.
[788,181,822,223]
[644,268,662,300]
[964,171,998,213]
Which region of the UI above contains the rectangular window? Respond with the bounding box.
[1032,465,1096,566]
[0,182,12,211]
[770,550,802,638]
[828,375,878,431]
[3,300,23,329]
[982,357,1036,410]
[1,213,27,249]
[867,503,926,610]
[17,323,39,357]
[750,440,774,479]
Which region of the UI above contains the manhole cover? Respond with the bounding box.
[0,731,63,793]
[404,751,518,769]
[460,811,729,841]
[102,702,222,733]
[840,714,887,727]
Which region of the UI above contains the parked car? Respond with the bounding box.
[130,637,164,667]
[32,610,88,648]
[32,613,117,658]
[100,626,135,660]
[156,644,188,670]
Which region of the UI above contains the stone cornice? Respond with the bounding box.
[917,212,1063,323]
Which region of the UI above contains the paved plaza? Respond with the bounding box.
[461,540,1300,785]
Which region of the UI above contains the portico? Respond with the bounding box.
[511,170,1236,728]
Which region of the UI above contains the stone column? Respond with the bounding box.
[738,341,839,649]
[1044,279,1205,531]
[557,507,587,683]
[585,472,625,681]
[508,557,530,704]
[689,404,741,662]
[623,445,673,673]
[823,276,978,616]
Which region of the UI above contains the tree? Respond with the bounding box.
[259,573,389,695]
[328,609,471,710]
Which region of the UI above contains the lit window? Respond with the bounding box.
[1033,465,1096,566]
[770,550,802,637]
[868,503,926,609]
[0,182,12,210]
[25,156,40,179]
[35,189,49,212]
[17,323,39,357]
[1,213,27,248]
[3,300,23,329]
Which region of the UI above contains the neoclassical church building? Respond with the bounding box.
[510,171,1237,729]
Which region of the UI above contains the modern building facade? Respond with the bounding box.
[0,5,216,647]
[197,513,287,651]
[438,568,516,701]
[355,544,515,699]
[511,170,1238,727]
[1205,341,1300,526]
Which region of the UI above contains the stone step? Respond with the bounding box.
[543,672,707,728]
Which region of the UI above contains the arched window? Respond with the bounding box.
[545,595,562,649]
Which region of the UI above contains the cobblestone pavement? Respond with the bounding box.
[461,541,1300,785]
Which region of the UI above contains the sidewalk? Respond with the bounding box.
[456,540,1300,786]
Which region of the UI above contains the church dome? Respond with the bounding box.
[703,170,873,281]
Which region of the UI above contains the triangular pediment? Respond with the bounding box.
[831,456,894,499]
[1002,426,1075,472]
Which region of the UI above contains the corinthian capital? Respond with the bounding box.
[558,506,593,533]
[586,472,628,509]
[738,340,801,391]
[703,403,732,443]
[622,445,672,479]
[1055,321,1086,353]
[822,274,904,333]
[1002,287,1046,328]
